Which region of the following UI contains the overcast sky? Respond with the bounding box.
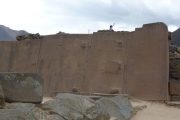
[0,0,180,34]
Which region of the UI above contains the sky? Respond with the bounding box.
[0,0,180,35]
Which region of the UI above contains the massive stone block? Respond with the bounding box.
[126,23,169,100]
[0,22,169,100]
[0,73,43,103]
[42,93,134,120]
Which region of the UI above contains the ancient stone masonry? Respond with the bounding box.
[0,22,169,100]
[169,33,180,100]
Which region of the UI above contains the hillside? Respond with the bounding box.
[0,25,28,41]
[172,28,180,46]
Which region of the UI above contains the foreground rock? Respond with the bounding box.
[0,103,48,120]
[0,73,43,103]
[42,93,110,120]
[0,93,134,120]
[42,93,134,120]
[97,96,134,120]
[0,85,5,108]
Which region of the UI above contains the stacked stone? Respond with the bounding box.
[169,45,180,80]
[16,33,41,41]
[169,45,180,100]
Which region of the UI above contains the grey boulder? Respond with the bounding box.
[42,93,110,120]
[96,96,134,120]
[0,73,43,103]
[0,103,48,120]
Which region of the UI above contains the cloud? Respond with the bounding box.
[0,0,180,34]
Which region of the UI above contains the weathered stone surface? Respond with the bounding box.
[0,84,5,108]
[6,103,35,109]
[0,94,134,120]
[0,103,48,120]
[47,115,65,120]
[0,109,28,120]
[0,73,43,103]
[0,23,169,100]
[96,96,134,120]
[170,79,180,96]
[42,93,110,120]
[111,96,134,119]
[42,94,134,120]
[170,58,180,80]
[97,98,126,120]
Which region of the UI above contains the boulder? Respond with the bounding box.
[96,98,126,120]
[6,103,35,109]
[0,85,5,108]
[42,93,110,120]
[0,92,134,120]
[0,109,29,120]
[47,115,65,120]
[42,94,133,120]
[111,96,134,119]
[0,103,48,120]
[0,73,43,103]
[96,96,134,120]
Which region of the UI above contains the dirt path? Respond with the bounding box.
[131,99,180,120]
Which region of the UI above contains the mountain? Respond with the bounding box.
[171,28,180,46]
[0,25,28,41]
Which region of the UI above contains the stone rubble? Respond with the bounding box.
[0,92,134,120]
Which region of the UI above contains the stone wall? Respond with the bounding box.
[0,22,169,100]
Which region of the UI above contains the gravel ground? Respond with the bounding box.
[131,99,180,120]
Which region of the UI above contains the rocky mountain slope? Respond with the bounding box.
[0,25,28,41]
[172,28,180,46]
